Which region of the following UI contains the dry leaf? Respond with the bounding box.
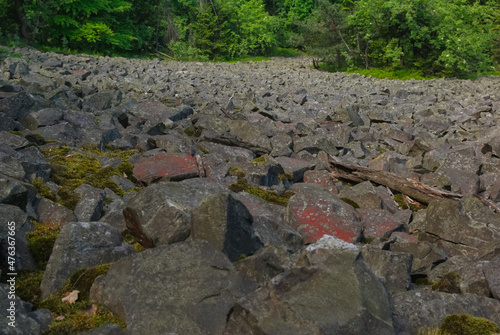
[123,172,127,178]
[82,304,98,316]
[61,290,79,304]
[55,315,65,321]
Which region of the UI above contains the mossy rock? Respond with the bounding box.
[14,222,62,306]
[439,314,500,335]
[32,177,57,202]
[26,222,61,270]
[39,145,140,210]
[121,230,145,253]
[431,272,461,294]
[38,264,126,334]
[228,177,294,206]
[252,156,266,165]
[227,166,246,178]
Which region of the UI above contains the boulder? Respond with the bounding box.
[0,204,36,270]
[224,236,395,335]
[274,156,315,182]
[360,247,413,293]
[428,255,491,297]
[73,184,106,222]
[423,196,500,257]
[123,179,225,248]
[233,192,304,252]
[132,153,199,184]
[191,192,264,261]
[483,254,500,300]
[338,181,383,209]
[35,197,76,227]
[358,208,407,239]
[40,221,135,299]
[286,183,362,244]
[91,240,254,335]
[0,284,42,335]
[393,290,500,335]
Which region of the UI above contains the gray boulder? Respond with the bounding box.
[224,236,394,335]
[40,221,135,299]
[90,240,254,335]
[73,184,106,222]
[0,204,36,270]
[393,289,500,335]
[423,196,500,257]
[123,179,225,248]
[0,283,42,335]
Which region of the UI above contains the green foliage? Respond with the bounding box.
[439,314,500,335]
[26,0,136,51]
[299,0,500,77]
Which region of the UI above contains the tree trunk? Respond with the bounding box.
[14,0,32,40]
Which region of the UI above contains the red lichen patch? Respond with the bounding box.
[287,190,362,244]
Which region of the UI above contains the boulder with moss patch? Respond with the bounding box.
[40,221,135,299]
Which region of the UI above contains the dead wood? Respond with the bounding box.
[328,156,463,205]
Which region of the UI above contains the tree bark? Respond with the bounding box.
[15,0,32,40]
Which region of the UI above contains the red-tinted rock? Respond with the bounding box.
[286,183,362,244]
[358,208,406,239]
[36,197,76,227]
[133,153,199,184]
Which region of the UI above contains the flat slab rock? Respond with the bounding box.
[132,153,199,184]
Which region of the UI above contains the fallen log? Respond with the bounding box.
[328,156,463,205]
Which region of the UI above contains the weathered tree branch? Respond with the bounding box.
[328,156,462,205]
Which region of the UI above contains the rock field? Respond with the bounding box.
[1,46,500,334]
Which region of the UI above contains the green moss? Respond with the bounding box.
[393,193,423,211]
[236,254,247,261]
[9,130,23,136]
[359,235,375,244]
[38,264,126,334]
[340,197,360,209]
[414,277,432,286]
[228,178,295,206]
[121,230,145,252]
[432,272,461,294]
[196,144,210,154]
[16,270,44,307]
[86,165,125,196]
[439,314,500,335]
[32,177,57,202]
[40,145,140,209]
[252,156,266,165]
[41,146,71,158]
[26,222,61,270]
[394,193,408,209]
[278,173,293,182]
[57,186,81,211]
[15,222,62,306]
[227,166,246,178]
